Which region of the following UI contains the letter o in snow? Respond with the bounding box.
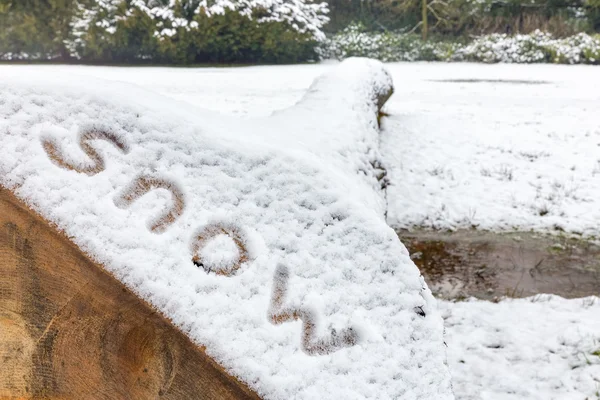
[191,223,250,276]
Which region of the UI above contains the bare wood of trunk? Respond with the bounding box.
[0,186,261,400]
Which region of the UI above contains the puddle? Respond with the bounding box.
[398,230,600,300]
[428,79,550,85]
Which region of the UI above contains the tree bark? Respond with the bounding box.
[0,186,260,400]
[422,0,428,41]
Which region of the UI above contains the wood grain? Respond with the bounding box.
[0,187,261,400]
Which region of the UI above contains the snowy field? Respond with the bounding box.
[1,62,599,399]
[38,62,600,238]
[381,64,600,239]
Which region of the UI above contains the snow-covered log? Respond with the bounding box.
[0,58,453,399]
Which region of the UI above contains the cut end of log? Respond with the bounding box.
[0,187,260,400]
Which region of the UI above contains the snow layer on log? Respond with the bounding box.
[0,58,453,400]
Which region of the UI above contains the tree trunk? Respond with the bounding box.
[422,0,428,41]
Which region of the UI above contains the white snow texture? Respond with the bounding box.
[0,58,453,399]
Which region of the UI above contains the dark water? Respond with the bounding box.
[399,230,600,300]
[428,79,550,85]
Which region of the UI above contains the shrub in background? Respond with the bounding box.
[458,31,551,63]
[165,13,318,64]
[317,23,461,61]
[320,23,600,64]
[0,0,75,60]
[458,30,600,63]
[64,0,326,63]
[1,0,326,63]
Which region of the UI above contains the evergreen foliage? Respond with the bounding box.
[1,0,325,63]
[1,0,599,63]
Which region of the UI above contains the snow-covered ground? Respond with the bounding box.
[50,62,600,238]
[381,64,600,239]
[1,62,599,399]
[442,295,600,400]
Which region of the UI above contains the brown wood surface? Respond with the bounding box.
[0,186,261,400]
